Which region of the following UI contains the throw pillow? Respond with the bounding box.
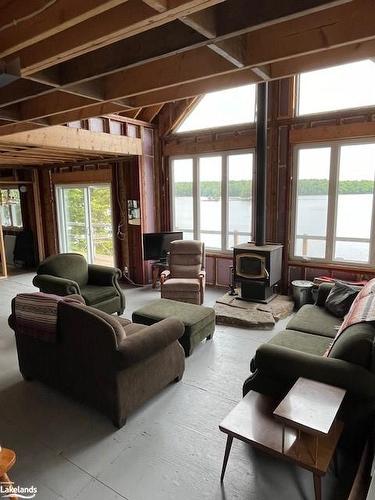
[325,281,361,318]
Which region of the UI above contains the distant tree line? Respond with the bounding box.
[174,179,374,198]
[175,181,252,198]
[297,179,374,195]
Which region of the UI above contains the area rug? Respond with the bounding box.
[214,292,294,329]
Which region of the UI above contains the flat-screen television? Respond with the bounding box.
[143,231,183,261]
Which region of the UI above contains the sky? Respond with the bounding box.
[176,84,256,132]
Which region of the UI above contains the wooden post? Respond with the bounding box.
[0,222,7,278]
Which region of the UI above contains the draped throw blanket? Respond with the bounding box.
[14,292,84,343]
[326,279,375,356]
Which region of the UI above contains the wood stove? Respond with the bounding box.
[233,243,283,302]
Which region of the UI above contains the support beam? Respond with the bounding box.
[0,0,130,58]
[0,126,142,156]
[13,0,225,75]
[136,104,164,122]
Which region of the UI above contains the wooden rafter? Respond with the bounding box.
[1,0,373,138]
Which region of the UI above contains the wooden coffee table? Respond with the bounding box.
[219,378,346,500]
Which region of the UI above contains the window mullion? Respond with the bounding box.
[194,156,200,240]
[326,145,339,262]
[368,170,375,265]
[222,154,228,251]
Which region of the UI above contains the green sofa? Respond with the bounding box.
[33,253,125,315]
[243,283,375,434]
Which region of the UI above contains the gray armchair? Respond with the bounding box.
[33,253,125,315]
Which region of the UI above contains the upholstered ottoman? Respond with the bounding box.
[132,299,215,356]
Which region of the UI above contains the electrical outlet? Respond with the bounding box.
[123,266,129,276]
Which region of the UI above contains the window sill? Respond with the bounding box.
[206,250,233,258]
[288,258,375,273]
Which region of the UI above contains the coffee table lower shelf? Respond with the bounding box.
[219,391,343,500]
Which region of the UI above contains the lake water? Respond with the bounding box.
[175,194,372,262]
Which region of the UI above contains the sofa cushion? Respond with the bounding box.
[325,281,360,318]
[80,285,117,305]
[286,304,341,338]
[329,323,375,369]
[269,329,332,356]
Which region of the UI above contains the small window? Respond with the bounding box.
[0,189,23,229]
[176,84,256,133]
[297,60,375,116]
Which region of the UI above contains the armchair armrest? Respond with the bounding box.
[117,317,184,367]
[255,343,375,399]
[88,264,122,286]
[33,274,80,296]
[160,269,171,284]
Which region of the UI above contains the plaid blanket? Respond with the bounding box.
[14,292,84,343]
[326,279,375,356]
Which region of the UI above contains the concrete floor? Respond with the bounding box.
[0,274,355,500]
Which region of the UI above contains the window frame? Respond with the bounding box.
[290,139,375,267]
[0,188,23,230]
[170,149,255,253]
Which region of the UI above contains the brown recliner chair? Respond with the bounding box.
[160,240,205,305]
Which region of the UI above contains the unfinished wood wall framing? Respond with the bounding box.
[0,117,159,284]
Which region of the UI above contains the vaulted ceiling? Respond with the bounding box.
[0,0,372,137]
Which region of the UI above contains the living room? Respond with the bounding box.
[1,1,375,499]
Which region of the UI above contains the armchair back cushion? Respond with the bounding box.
[169,240,204,278]
[37,253,88,286]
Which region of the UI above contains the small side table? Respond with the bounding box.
[151,261,169,289]
[0,448,17,499]
[219,378,346,500]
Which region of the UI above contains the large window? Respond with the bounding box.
[292,141,375,265]
[297,60,375,116]
[171,151,254,251]
[176,84,256,133]
[0,189,23,229]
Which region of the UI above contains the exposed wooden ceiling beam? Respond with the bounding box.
[0,126,142,156]
[0,0,130,58]
[0,0,354,112]
[141,0,168,11]
[136,104,165,122]
[10,0,225,76]
[269,38,375,79]
[1,0,372,128]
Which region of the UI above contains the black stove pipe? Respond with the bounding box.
[255,81,268,247]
